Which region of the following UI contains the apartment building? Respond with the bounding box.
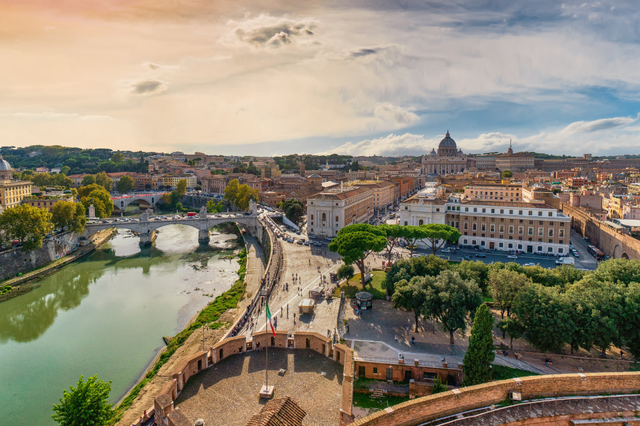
[446,199,571,254]
[160,176,197,189]
[23,194,74,212]
[464,183,522,202]
[398,192,571,255]
[349,180,395,212]
[0,180,33,213]
[306,186,374,237]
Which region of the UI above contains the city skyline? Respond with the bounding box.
[2,1,640,156]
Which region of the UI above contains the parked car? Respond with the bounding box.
[475,254,486,258]
[523,262,536,267]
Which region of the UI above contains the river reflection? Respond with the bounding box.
[0,225,240,425]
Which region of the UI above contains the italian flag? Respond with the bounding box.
[266,300,276,337]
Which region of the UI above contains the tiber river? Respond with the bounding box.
[0,225,241,425]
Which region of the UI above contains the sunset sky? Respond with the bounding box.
[2,0,640,156]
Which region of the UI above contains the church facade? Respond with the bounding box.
[421,131,472,175]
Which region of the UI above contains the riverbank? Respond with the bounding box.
[112,223,260,426]
[0,229,115,303]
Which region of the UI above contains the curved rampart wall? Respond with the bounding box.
[352,372,640,426]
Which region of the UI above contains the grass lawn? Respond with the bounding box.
[333,271,387,299]
[491,364,539,381]
[352,392,409,411]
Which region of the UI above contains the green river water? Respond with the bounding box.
[0,225,241,425]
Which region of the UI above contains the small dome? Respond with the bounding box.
[0,155,11,171]
[429,148,437,157]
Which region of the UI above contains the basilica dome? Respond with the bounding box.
[437,131,459,156]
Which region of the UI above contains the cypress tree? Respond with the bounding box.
[462,304,495,386]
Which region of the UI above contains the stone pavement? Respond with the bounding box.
[241,238,343,337]
[174,348,344,426]
[344,300,549,375]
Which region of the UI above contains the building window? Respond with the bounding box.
[336,216,339,221]
[518,226,524,235]
[558,248,564,254]
[510,210,514,214]
[490,224,495,232]
[529,211,533,216]
[538,211,543,216]
[404,221,408,226]
[474,208,477,212]
[549,212,553,217]
[508,243,513,248]
[322,213,326,221]
[538,246,543,252]
[419,219,424,225]
[482,208,486,213]
[373,367,378,374]
[472,240,476,245]
[481,224,486,232]
[519,210,523,215]
[463,239,468,244]
[500,209,504,214]
[472,224,477,231]
[559,229,564,238]
[464,223,468,230]
[538,228,543,236]
[465,207,469,212]
[509,225,514,234]
[528,227,533,235]
[549,229,554,237]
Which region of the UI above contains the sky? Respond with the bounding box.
[2,0,640,157]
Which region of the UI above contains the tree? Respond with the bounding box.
[176,202,183,211]
[176,179,188,197]
[497,317,524,350]
[379,224,405,265]
[620,282,640,359]
[282,199,304,224]
[594,258,640,285]
[0,204,54,251]
[393,276,430,331]
[424,270,483,344]
[224,179,240,209]
[402,226,426,256]
[111,152,125,163]
[52,375,113,426]
[82,175,96,186]
[206,199,217,213]
[502,170,512,178]
[454,260,490,295]
[60,166,71,176]
[511,284,574,353]
[385,255,450,297]
[336,264,355,281]
[95,172,113,192]
[116,175,134,194]
[489,269,529,318]
[431,376,446,394]
[419,223,461,255]
[328,224,387,287]
[52,201,76,231]
[463,304,495,386]
[80,188,113,218]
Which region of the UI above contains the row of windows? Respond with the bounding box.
[462,239,564,253]
[448,205,555,217]
[461,223,565,237]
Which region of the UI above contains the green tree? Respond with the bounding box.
[77,183,105,200]
[511,284,574,353]
[282,199,304,224]
[224,179,240,209]
[502,170,512,178]
[111,152,125,163]
[60,166,71,176]
[52,375,113,426]
[385,255,450,297]
[463,304,496,386]
[497,317,524,349]
[489,269,529,318]
[52,201,77,231]
[176,201,184,211]
[116,175,134,194]
[336,264,355,281]
[402,226,426,256]
[419,223,461,255]
[0,204,54,251]
[431,376,446,394]
[620,281,640,359]
[82,175,96,186]
[454,260,490,295]
[80,188,113,218]
[176,179,188,197]
[206,199,217,213]
[594,258,640,285]
[379,224,406,265]
[424,270,483,344]
[72,203,87,234]
[215,201,225,213]
[393,276,430,331]
[328,224,387,287]
[235,184,258,211]
[95,172,113,192]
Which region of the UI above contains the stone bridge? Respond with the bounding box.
[111,192,169,212]
[85,206,259,246]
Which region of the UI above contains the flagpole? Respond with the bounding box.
[265,295,269,389]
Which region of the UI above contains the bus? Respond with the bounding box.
[587,245,605,261]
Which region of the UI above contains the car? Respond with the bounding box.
[507,255,518,259]
[523,262,536,267]
[314,242,322,247]
[441,248,451,253]
[572,252,579,257]
[475,254,486,258]
[555,259,564,265]
[296,240,303,245]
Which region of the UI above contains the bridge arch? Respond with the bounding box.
[613,244,622,259]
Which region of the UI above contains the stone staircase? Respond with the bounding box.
[370,389,385,399]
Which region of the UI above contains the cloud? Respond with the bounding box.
[230,15,317,48]
[562,116,637,134]
[129,80,169,96]
[374,104,419,125]
[322,133,436,156]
